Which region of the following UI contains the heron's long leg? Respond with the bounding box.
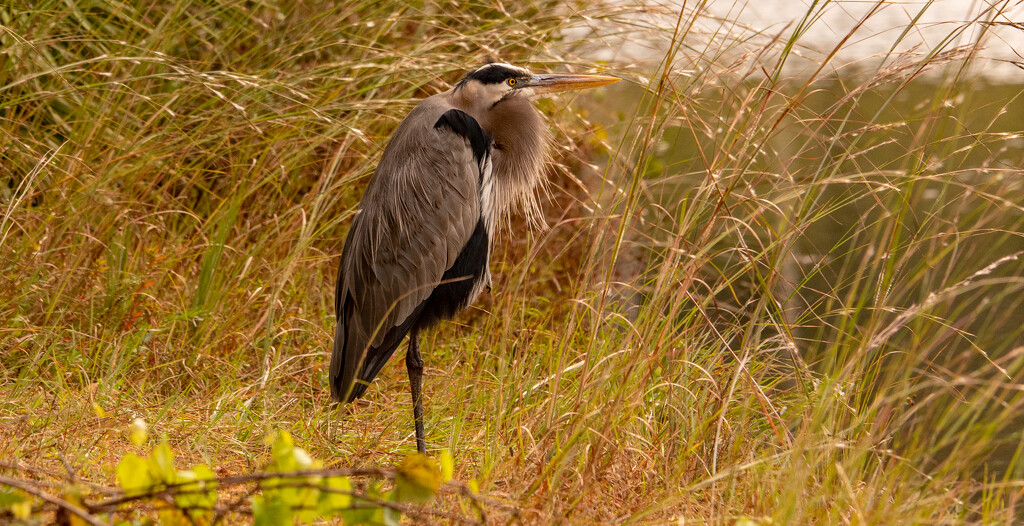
[406,329,426,454]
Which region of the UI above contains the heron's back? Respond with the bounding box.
[331,96,493,402]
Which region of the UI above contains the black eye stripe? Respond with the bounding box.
[462,64,529,85]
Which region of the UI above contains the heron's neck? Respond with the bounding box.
[450,89,549,226]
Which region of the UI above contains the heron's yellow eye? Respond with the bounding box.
[507,78,517,87]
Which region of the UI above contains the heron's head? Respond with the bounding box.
[455,62,619,111]
[449,63,619,226]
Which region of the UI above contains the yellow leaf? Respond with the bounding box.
[439,449,454,482]
[11,500,31,519]
[292,447,313,470]
[116,453,153,495]
[394,453,440,503]
[62,485,87,526]
[129,418,148,447]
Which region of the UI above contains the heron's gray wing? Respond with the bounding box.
[331,104,491,402]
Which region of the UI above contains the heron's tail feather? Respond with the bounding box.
[329,292,358,402]
[330,296,425,403]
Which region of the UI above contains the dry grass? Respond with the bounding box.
[3,0,1024,523]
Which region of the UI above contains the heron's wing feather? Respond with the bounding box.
[331,103,491,402]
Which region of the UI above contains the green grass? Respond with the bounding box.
[3,0,1024,523]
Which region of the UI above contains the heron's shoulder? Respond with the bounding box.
[433,109,490,162]
[405,93,458,121]
[384,94,459,144]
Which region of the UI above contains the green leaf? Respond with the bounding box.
[383,506,401,526]
[269,431,296,472]
[175,464,218,514]
[317,475,352,514]
[115,453,153,495]
[191,463,218,507]
[394,453,440,504]
[338,506,382,526]
[336,482,387,525]
[148,441,177,484]
[253,495,292,526]
[174,469,199,511]
[263,431,321,520]
[0,487,26,507]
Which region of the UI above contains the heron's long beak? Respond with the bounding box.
[526,73,620,95]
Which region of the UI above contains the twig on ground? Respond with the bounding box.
[0,474,108,526]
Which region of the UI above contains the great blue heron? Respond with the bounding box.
[330,62,619,453]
